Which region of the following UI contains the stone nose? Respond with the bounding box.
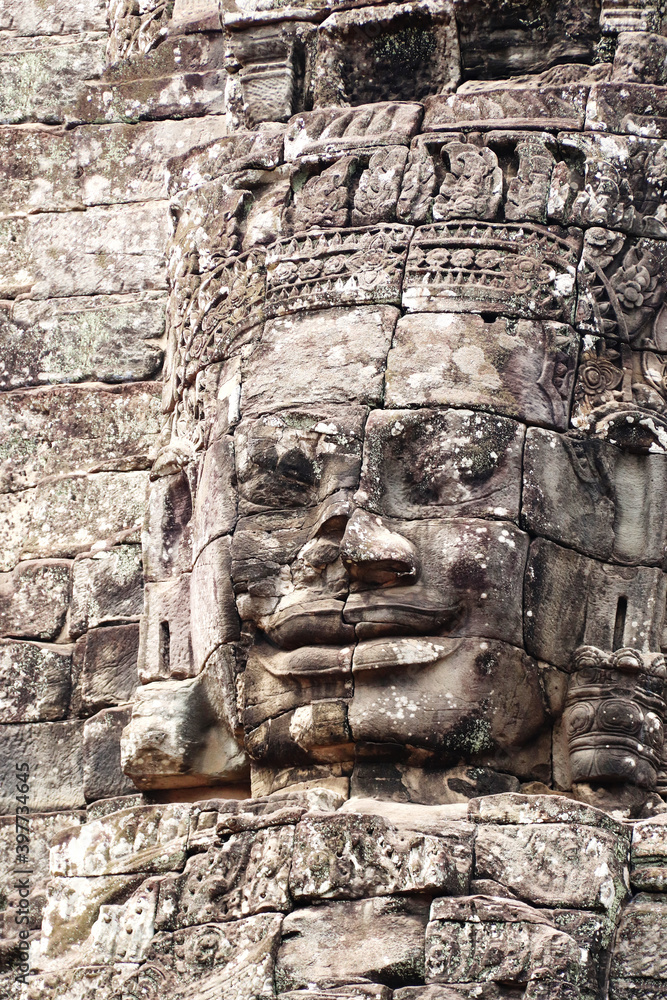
[339,510,419,587]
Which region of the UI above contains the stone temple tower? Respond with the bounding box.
[4,1,667,998]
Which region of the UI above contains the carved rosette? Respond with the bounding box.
[564,645,667,789]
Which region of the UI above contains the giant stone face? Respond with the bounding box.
[121,0,667,805]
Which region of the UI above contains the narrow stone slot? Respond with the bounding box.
[613,595,627,651]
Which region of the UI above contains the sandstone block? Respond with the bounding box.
[0,720,84,813]
[283,103,423,159]
[0,35,105,126]
[131,913,283,1000]
[425,896,584,988]
[468,793,627,835]
[455,1,600,78]
[190,536,240,673]
[155,824,294,929]
[241,306,399,412]
[138,574,193,682]
[191,437,238,560]
[0,0,107,35]
[524,537,667,668]
[313,0,460,107]
[610,894,667,983]
[386,314,577,430]
[39,873,144,959]
[275,895,431,990]
[631,814,667,891]
[422,84,589,131]
[290,811,473,900]
[77,624,139,715]
[0,810,84,945]
[0,293,165,390]
[79,35,227,125]
[0,471,149,572]
[522,429,667,565]
[0,118,230,214]
[121,653,248,789]
[345,516,529,647]
[235,405,365,515]
[357,408,524,522]
[586,82,667,137]
[70,545,143,638]
[474,822,629,916]
[0,640,71,722]
[0,559,70,640]
[349,637,547,758]
[0,382,161,494]
[0,201,169,299]
[401,225,580,323]
[50,803,191,877]
[87,877,160,964]
[143,471,195,583]
[83,705,137,802]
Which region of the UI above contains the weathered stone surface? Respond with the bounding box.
[191,436,238,559]
[283,103,423,160]
[70,544,143,639]
[349,637,547,759]
[275,895,431,990]
[155,824,293,928]
[386,314,577,429]
[0,293,165,390]
[401,223,580,323]
[475,822,629,915]
[81,34,228,125]
[50,803,191,877]
[357,408,524,522]
[0,720,84,813]
[586,82,667,137]
[467,792,627,834]
[0,639,71,722]
[0,558,70,640]
[524,537,667,668]
[522,429,667,565]
[454,1,601,77]
[241,306,399,412]
[0,202,169,299]
[77,624,139,714]
[0,809,85,972]
[132,913,284,1000]
[0,35,106,126]
[290,811,472,900]
[83,705,137,801]
[0,0,107,35]
[39,873,144,959]
[631,814,667,891]
[423,84,589,131]
[0,117,229,214]
[0,383,161,493]
[313,0,460,108]
[235,405,365,514]
[190,536,240,672]
[121,651,248,788]
[610,894,667,983]
[86,877,160,964]
[0,471,149,572]
[425,895,585,989]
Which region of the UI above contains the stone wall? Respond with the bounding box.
[4,0,667,998]
[0,0,240,979]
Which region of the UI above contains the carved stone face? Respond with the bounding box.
[121,3,667,803]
